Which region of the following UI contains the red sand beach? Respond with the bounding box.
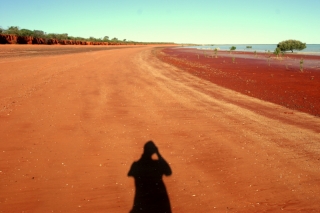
[1,45,320,212]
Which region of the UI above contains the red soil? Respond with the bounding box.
[1,45,320,212]
[157,48,320,116]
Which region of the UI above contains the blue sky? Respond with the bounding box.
[1,0,319,44]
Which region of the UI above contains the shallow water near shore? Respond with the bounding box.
[185,44,320,54]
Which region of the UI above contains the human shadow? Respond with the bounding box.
[128,141,172,213]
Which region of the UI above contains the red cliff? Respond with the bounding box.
[0,34,18,44]
[0,34,171,46]
[17,36,33,44]
[32,37,46,44]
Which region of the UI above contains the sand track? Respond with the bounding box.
[0,45,320,212]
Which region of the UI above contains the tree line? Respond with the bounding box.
[0,26,173,44]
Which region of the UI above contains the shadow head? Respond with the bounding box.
[143,140,158,156]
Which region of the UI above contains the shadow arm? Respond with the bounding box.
[157,152,172,176]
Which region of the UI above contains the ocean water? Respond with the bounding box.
[186,44,320,54]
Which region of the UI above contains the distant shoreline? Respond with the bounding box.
[182,44,320,46]
[178,44,320,55]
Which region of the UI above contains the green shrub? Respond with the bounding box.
[277,39,306,53]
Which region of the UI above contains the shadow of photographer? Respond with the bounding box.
[128,141,172,213]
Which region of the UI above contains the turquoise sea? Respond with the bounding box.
[186,44,320,54]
